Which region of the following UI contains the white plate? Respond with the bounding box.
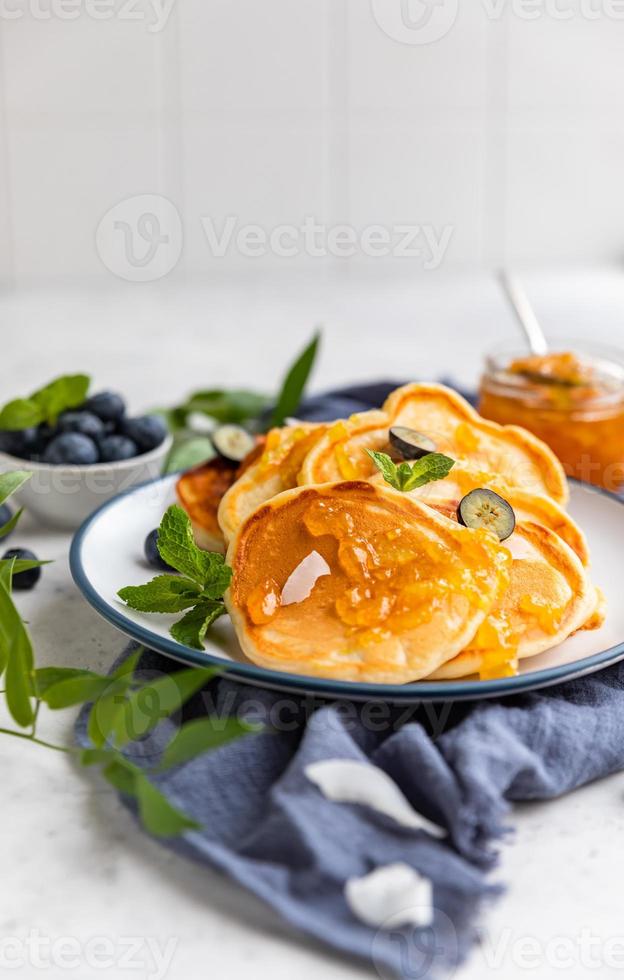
[70,476,624,702]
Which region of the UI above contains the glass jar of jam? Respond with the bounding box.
[479,346,624,492]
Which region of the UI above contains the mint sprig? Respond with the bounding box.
[118,505,232,650]
[0,471,255,838]
[367,450,455,492]
[0,374,90,430]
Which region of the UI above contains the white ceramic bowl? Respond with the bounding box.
[0,434,173,530]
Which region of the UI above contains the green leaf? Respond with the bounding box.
[402,452,455,491]
[101,757,139,797]
[162,716,259,769]
[110,666,216,747]
[0,471,32,506]
[0,399,42,431]
[269,331,320,428]
[38,673,114,710]
[165,436,215,475]
[35,666,110,697]
[367,450,455,493]
[118,575,201,614]
[156,505,232,593]
[170,601,226,650]
[1,558,51,578]
[366,450,401,490]
[112,647,145,681]
[0,578,34,727]
[30,374,90,426]
[0,508,24,540]
[87,683,130,748]
[0,556,15,596]
[135,772,200,837]
[182,389,268,425]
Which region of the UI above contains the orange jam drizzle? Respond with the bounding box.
[247,578,282,625]
[518,595,566,634]
[302,499,509,642]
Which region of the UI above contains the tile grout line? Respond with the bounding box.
[321,0,349,279]
[0,20,16,289]
[155,1,186,280]
[482,7,510,270]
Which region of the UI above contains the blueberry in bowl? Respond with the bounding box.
[0,378,172,529]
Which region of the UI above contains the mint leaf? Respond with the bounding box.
[36,670,114,709]
[0,471,31,506]
[366,450,401,490]
[110,667,216,748]
[402,452,455,491]
[118,575,201,613]
[179,389,268,426]
[165,436,215,474]
[35,666,110,696]
[135,771,200,837]
[0,399,42,431]
[31,374,90,426]
[0,375,90,430]
[367,450,455,493]
[0,578,35,727]
[170,601,225,650]
[157,505,232,593]
[269,331,320,428]
[0,509,24,540]
[162,716,260,769]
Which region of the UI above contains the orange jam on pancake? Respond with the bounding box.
[479,348,624,491]
[243,494,510,647]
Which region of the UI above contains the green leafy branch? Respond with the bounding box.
[366,450,455,492]
[118,504,232,650]
[0,472,257,838]
[0,374,90,430]
[163,331,320,473]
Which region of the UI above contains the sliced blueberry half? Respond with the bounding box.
[389,426,437,461]
[211,424,255,464]
[457,488,516,541]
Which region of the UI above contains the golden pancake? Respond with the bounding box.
[177,440,265,553]
[386,462,589,565]
[300,384,567,505]
[428,522,597,681]
[218,423,325,544]
[225,481,510,683]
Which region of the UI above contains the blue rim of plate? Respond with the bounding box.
[70,474,624,703]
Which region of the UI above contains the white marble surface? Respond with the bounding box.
[2,271,624,979]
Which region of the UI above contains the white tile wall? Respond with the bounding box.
[1,1,624,285]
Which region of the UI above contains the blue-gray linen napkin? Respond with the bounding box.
[77,382,624,980]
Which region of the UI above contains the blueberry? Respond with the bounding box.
[85,391,126,423]
[58,411,105,441]
[43,433,99,465]
[0,427,40,459]
[2,548,41,591]
[121,415,168,454]
[0,503,13,537]
[99,435,137,462]
[144,529,174,571]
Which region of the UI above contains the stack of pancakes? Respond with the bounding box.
[177,384,605,684]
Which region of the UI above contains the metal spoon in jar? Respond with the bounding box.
[499,271,549,356]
